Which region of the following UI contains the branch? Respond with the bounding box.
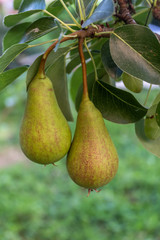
[115,0,136,24]
[152,0,160,20]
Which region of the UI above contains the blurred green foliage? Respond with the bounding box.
[0,77,160,239]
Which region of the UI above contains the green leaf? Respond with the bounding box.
[47,0,77,23]
[82,0,114,28]
[0,66,28,92]
[110,25,160,85]
[0,43,28,73]
[156,102,160,127]
[26,55,43,88]
[26,47,71,88]
[101,40,122,79]
[133,8,152,25]
[4,10,42,27]
[46,56,73,122]
[21,17,58,43]
[75,0,97,17]
[122,72,143,93]
[14,0,23,10]
[19,0,45,13]
[144,105,160,140]
[46,0,64,16]
[135,118,160,157]
[3,22,31,51]
[92,80,147,124]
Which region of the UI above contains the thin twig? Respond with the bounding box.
[59,0,81,28]
[43,10,75,32]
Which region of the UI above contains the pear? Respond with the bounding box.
[20,72,71,165]
[67,94,118,191]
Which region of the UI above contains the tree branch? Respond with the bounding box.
[115,0,136,24]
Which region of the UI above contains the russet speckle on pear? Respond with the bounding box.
[20,72,72,165]
[67,94,118,190]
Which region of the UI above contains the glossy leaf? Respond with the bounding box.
[110,25,160,84]
[19,0,45,13]
[0,43,28,73]
[3,22,31,51]
[135,119,160,157]
[4,10,42,27]
[21,17,58,43]
[122,72,143,93]
[46,56,73,121]
[0,67,28,92]
[101,40,122,79]
[92,80,147,124]
[144,105,160,140]
[82,0,114,28]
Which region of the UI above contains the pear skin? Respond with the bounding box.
[67,94,118,190]
[20,72,71,165]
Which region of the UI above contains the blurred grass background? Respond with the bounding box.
[0,74,160,240]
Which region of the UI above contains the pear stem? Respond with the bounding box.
[38,34,77,76]
[78,37,88,98]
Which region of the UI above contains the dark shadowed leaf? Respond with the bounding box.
[82,0,114,28]
[0,66,28,92]
[110,25,160,84]
[46,55,73,121]
[92,80,147,124]
[20,17,58,43]
[3,22,31,51]
[135,118,160,157]
[0,43,28,73]
[122,72,143,93]
[4,10,42,27]
[19,0,45,13]
[101,40,122,79]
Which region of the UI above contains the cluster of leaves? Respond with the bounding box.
[0,0,160,157]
